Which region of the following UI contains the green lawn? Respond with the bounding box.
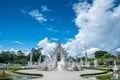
[7,66,43,77]
[0,70,12,80]
[81,66,113,77]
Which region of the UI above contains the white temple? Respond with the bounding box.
[38,41,83,71]
[50,41,68,71]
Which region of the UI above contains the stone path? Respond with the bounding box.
[17,69,104,80]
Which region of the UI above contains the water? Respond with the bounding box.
[0,76,30,80]
[12,76,31,80]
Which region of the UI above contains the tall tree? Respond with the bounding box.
[116,52,120,64]
[16,50,27,65]
[94,51,108,58]
[31,48,42,62]
[0,51,11,63]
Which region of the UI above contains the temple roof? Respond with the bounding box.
[50,41,68,57]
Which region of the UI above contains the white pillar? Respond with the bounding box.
[30,52,33,66]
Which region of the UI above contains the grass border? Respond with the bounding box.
[0,78,13,80]
[80,71,108,76]
[80,67,112,77]
[9,68,43,77]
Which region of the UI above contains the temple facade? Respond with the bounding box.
[50,41,68,71]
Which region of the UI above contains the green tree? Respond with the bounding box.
[10,51,18,64]
[94,51,116,65]
[0,51,11,63]
[116,52,120,64]
[0,50,17,63]
[94,51,108,58]
[30,48,42,62]
[17,50,24,57]
[41,55,46,62]
[16,50,27,65]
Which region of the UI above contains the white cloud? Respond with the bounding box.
[67,38,74,42]
[45,27,58,33]
[9,48,18,53]
[28,10,47,23]
[36,0,120,57]
[9,48,30,55]
[37,37,56,55]
[41,5,51,12]
[64,0,120,56]
[0,48,30,55]
[0,48,18,53]
[63,39,85,56]
[12,41,24,45]
[50,38,59,41]
[86,47,100,57]
[115,48,120,52]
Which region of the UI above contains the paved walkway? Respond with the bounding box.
[17,69,104,80]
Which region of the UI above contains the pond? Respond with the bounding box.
[0,73,39,80]
[11,75,32,80]
[0,75,33,80]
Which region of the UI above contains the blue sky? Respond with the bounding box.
[0,0,120,56]
[0,0,81,51]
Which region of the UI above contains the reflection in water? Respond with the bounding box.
[12,75,30,80]
[112,73,120,80]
